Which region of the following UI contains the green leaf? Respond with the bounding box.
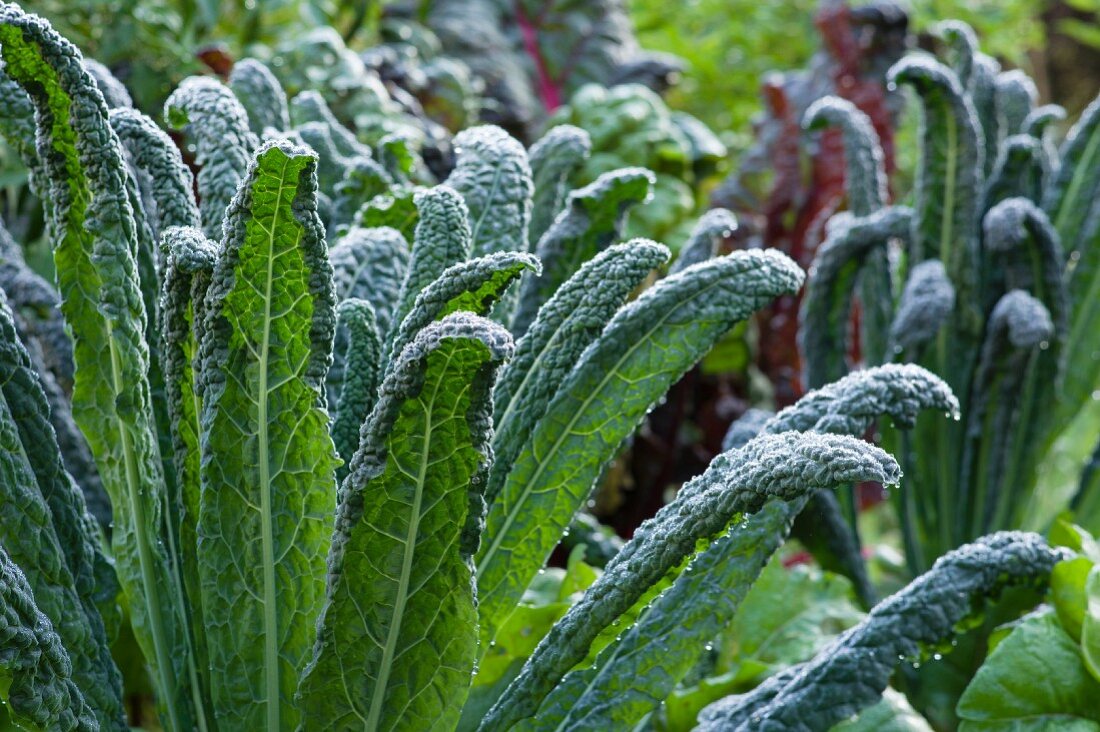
[477,250,803,652]
[109,107,201,238]
[670,208,736,275]
[484,432,900,732]
[392,186,472,338]
[84,58,131,109]
[289,91,370,161]
[1051,556,1092,642]
[800,206,912,388]
[958,611,1100,731]
[888,259,955,358]
[1084,566,1100,684]
[196,139,338,731]
[831,689,934,732]
[722,556,864,671]
[513,364,954,732]
[158,225,217,705]
[327,226,408,404]
[804,97,888,217]
[981,135,1044,213]
[164,76,259,240]
[888,57,983,334]
[444,125,532,259]
[511,167,654,336]
[298,313,513,731]
[488,240,669,507]
[356,185,423,242]
[527,124,591,248]
[699,532,1067,731]
[0,294,126,731]
[384,251,539,373]
[332,298,382,477]
[0,544,97,732]
[0,8,199,728]
[228,58,290,136]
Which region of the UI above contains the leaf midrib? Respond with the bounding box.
[366,345,454,728]
[258,154,295,732]
[478,277,728,632]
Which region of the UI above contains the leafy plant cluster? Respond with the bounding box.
[796,20,1100,575]
[1,4,1098,732]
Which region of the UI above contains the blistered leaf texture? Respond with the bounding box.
[0,294,126,730]
[158,225,217,698]
[328,226,409,403]
[0,6,196,726]
[804,97,888,216]
[445,125,533,259]
[888,56,983,311]
[800,206,912,388]
[0,544,97,732]
[197,139,338,731]
[671,208,737,275]
[889,260,956,356]
[83,58,130,108]
[489,240,670,506]
[698,532,1067,731]
[482,432,900,731]
[110,107,201,237]
[229,58,290,136]
[332,298,382,476]
[512,167,653,336]
[165,76,259,240]
[477,250,804,669]
[393,186,473,335]
[299,313,513,731]
[385,251,539,374]
[527,124,591,247]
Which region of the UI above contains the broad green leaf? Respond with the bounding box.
[109,107,200,238]
[356,185,422,242]
[477,250,803,652]
[489,240,669,505]
[0,294,126,730]
[444,125,532,259]
[958,611,1100,731]
[164,76,259,240]
[0,8,198,728]
[158,225,217,707]
[511,167,653,336]
[485,432,900,732]
[298,313,513,731]
[197,139,338,731]
[228,58,290,136]
[527,124,590,247]
[721,556,864,671]
[1083,566,1100,683]
[0,544,97,732]
[699,533,1066,731]
[1051,556,1092,642]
